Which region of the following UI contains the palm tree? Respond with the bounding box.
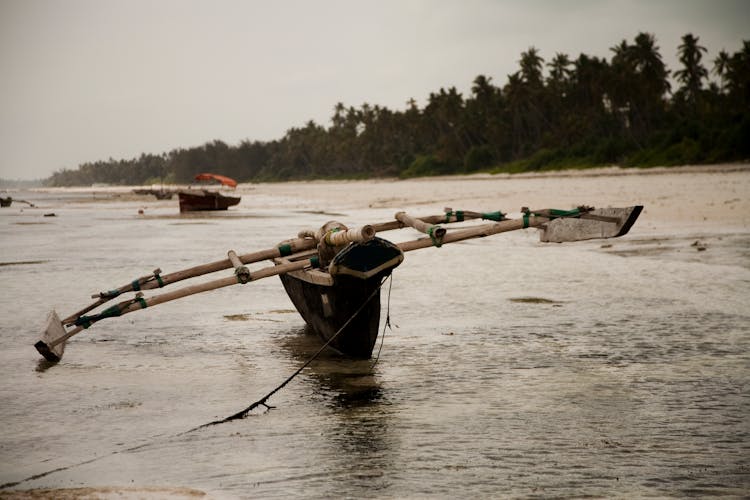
[723,41,750,106]
[674,33,708,105]
[465,75,496,146]
[519,47,544,87]
[713,50,731,92]
[609,33,670,140]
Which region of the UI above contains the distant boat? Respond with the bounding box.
[178,173,241,212]
[0,196,35,208]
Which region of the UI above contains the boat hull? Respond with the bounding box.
[277,237,404,358]
[279,273,384,358]
[178,191,240,212]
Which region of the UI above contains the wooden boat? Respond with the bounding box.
[178,190,241,212]
[34,205,642,362]
[0,196,35,208]
[277,236,404,358]
[178,173,240,212]
[274,206,643,358]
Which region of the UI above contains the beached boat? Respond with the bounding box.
[178,173,240,212]
[178,190,241,212]
[35,204,642,362]
[277,234,404,358]
[0,196,35,208]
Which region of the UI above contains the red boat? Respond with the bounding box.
[178,173,241,212]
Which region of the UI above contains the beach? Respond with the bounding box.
[1,164,748,498]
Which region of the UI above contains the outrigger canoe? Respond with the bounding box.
[35,205,642,362]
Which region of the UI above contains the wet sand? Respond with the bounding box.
[1,164,748,499]
[241,164,749,231]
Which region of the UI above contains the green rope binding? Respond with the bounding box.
[75,304,122,327]
[541,208,581,219]
[310,256,320,268]
[131,280,141,291]
[522,207,582,229]
[74,295,147,328]
[481,211,505,221]
[100,304,123,317]
[76,317,92,329]
[155,274,164,287]
[278,243,293,257]
[444,210,465,223]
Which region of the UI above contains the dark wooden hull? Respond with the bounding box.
[178,191,240,212]
[279,273,383,358]
[277,237,404,358]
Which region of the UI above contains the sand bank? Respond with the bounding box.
[246,163,750,233]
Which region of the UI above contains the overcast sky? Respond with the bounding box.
[1,0,747,180]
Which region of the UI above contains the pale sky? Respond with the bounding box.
[1,0,747,180]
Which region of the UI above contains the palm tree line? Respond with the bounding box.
[46,32,749,186]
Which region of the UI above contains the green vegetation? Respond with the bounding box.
[46,33,749,187]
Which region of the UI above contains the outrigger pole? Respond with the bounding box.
[35,206,642,362]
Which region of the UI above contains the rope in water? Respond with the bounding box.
[190,274,392,431]
[371,275,393,367]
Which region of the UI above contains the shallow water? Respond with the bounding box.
[0,182,749,498]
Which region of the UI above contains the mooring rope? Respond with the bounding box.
[371,275,393,367]
[188,275,391,431]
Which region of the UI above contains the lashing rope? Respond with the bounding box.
[522,207,586,228]
[74,295,147,328]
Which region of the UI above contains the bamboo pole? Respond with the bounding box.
[397,214,547,252]
[45,258,318,349]
[59,211,530,326]
[371,209,506,233]
[322,224,376,246]
[62,237,319,325]
[394,211,446,241]
[71,211,491,324]
[227,250,250,284]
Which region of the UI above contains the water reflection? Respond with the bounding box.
[35,358,57,373]
[279,325,385,409]
[277,325,396,494]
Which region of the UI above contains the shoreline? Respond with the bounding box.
[6,162,747,194]
[6,162,748,233]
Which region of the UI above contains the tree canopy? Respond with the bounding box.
[46,32,750,187]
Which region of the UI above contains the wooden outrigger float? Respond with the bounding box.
[35,205,642,362]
